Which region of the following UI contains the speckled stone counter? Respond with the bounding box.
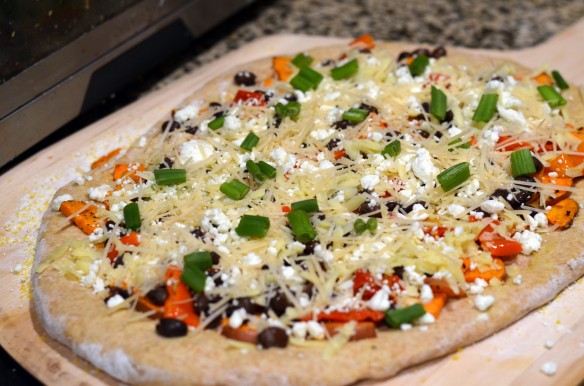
[151,0,584,90]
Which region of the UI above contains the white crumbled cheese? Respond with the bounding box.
[534,213,548,228]
[294,90,311,102]
[447,204,466,218]
[544,340,555,349]
[540,361,557,376]
[513,230,542,255]
[310,128,335,141]
[319,160,335,170]
[400,323,412,331]
[468,278,488,294]
[314,244,334,261]
[474,294,495,312]
[106,294,125,308]
[88,184,112,202]
[404,265,425,286]
[447,126,463,137]
[368,287,391,311]
[292,322,308,339]
[477,313,490,322]
[395,66,413,84]
[88,227,104,242]
[51,194,73,211]
[480,199,505,214]
[138,136,147,147]
[548,171,559,178]
[470,210,484,219]
[205,276,216,292]
[419,284,434,304]
[481,128,500,146]
[361,174,380,191]
[513,274,522,285]
[174,105,199,123]
[418,312,435,324]
[326,107,343,123]
[243,252,261,266]
[178,140,215,164]
[223,115,242,131]
[485,79,504,92]
[411,148,437,185]
[306,321,325,339]
[368,132,384,142]
[497,105,527,128]
[323,91,341,101]
[281,266,298,281]
[454,226,464,236]
[228,308,247,329]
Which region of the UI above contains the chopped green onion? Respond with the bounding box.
[384,303,426,328]
[181,266,206,293]
[220,179,250,200]
[123,202,141,231]
[342,108,369,123]
[430,86,447,121]
[290,74,313,92]
[448,138,471,151]
[208,115,225,130]
[408,54,429,76]
[437,162,471,192]
[298,66,324,88]
[275,101,301,119]
[366,218,377,234]
[381,140,401,158]
[291,198,319,213]
[331,59,359,80]
[154,169,186,186]
[246,160,266,183]
[551,70,569,90]
[510,149,536,178]
[184,251,213,271]
[537,85,567,108]
[240,132,260,151]
[354,219,367,235]
[472,93,499,123]
[257,161,276,179]
[287,210,317,243]
[235,215,270,238]
[291,53,314,68]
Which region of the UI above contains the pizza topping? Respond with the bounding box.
[234,71,257,87]
[156,318,188,338]
[258,327,289,349]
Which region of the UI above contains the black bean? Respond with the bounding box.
[283,93,297,102]
[332,120,350,130]
[209,101,222,108]
[236,297,265,314]
[442,110,454,123]
[532,156,544,172]
[191,227,205,239]
[321,59,335,67]
[107,286,130,299]
[146,286,168,306]
[193,292,210,315]
[359,49,372,54]
[490,75,504,82]
[422,102,430,113]
[317,213,326,221]
[403,201,427,213]
[210,251,221,265]
[358,103,379,115]
[258,327,289,348]
[302,240,319,255]
[273,116,282,129]
[392,266,405,279]
[267,289,291,316]
[255,89,272,103]
[356,201,382,218]
[385,201,400,211]
[185,125,198,135]
[158,157,174,169]
[492,188,511,200]
[156,318,187,338]
[161,120,180,132]
[326,138,341,151]
[416,129,431,139]
[397,51,411,62]
[385,130,403,139]
[234,71,256,86]
[204,314,222,329]
[413,48,431,57]
[105,220,116,231]
[431,46,447,59]
[303,282,315,296]
[213,111,224,119]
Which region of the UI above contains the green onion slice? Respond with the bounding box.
[240,132,260,151]
[290,74,313,92]
[384,303,426,328]
[448,138,471,151]
[430,86,447,121]
[354,219,366,235]
[246,160,266,183]
[537,85,567,108]
[291,53,314,68]
[291,198,319,213]
[437,162,471,192]
[123,202,141,231]
[258,161,277,179]
[220,179,250,200]
[408,54,429,76]
[472,93,499,122]
[342,108,369,123]
[366,218,378,234]
[510,148,536,178]
[298,66,324,88]
[235,215,270,238]
[154,169,186,186]
[287,210,317,243]
[381,140,401,158]
[208,115,225,130]
[275,101,301,119]
[551,70,569,90]
[184,251,213,271]
[181,266,206,293]
[331,59,359,80]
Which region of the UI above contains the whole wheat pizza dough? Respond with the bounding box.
[33,39,584,385]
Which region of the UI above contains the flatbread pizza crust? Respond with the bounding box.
[33,42,584,385]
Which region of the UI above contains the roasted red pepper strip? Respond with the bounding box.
[233,90,265,106]
[353,270,401,300]
[303,309,385,323]
[163,266,200,327]
[496,136,533,152]
[486,239,523,257]
[107,232,140,262]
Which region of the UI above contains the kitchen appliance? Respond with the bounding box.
[0,0,254,167]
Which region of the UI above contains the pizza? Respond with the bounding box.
[33,34,584,385]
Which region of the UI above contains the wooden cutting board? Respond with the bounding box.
[2,18,584,385]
